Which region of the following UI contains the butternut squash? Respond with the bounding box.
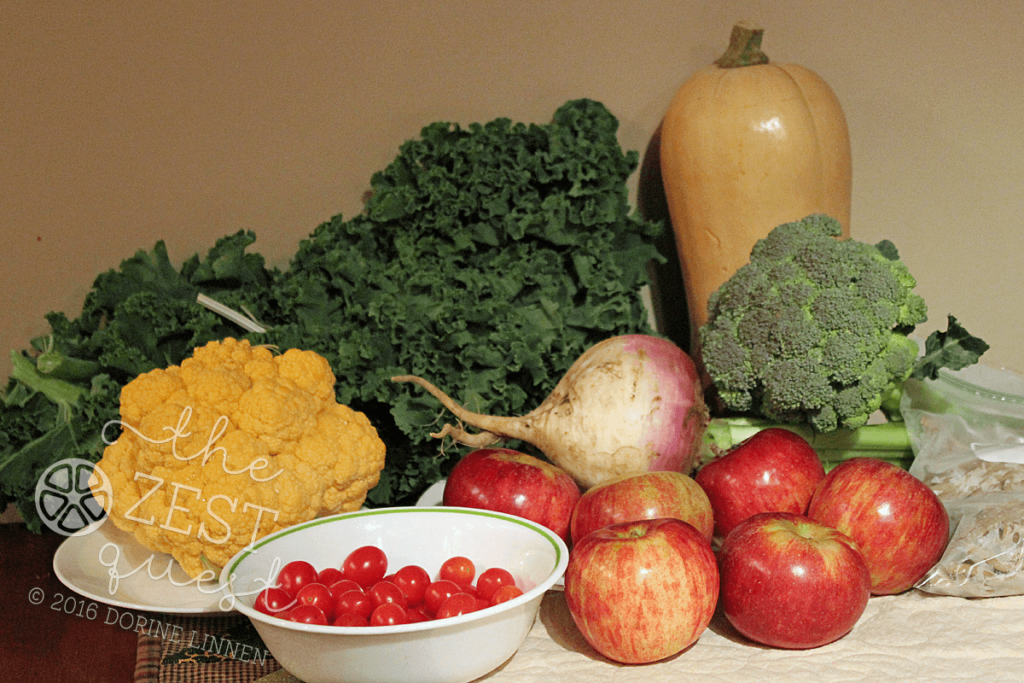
[660,22,852,350]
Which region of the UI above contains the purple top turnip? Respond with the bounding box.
[392,334,709,489]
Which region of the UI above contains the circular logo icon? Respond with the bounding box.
[34,458,112,536]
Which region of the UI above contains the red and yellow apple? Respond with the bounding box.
[569,470,714,544]
[807,457,949,595]
[563,518,718,664]
[695,427,826,538]
[442,447,580,541]
[718,511,871,649]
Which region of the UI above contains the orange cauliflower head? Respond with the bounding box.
[93,338,386,579]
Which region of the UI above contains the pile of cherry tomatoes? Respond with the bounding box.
[253,545,525,627]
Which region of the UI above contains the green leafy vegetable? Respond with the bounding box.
[1,99,664,527]
[9,351,85,416]
[0,230,278,531]
[261,98,663,505]
[911,315,991,381]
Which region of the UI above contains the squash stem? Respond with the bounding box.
[714,21,770,68]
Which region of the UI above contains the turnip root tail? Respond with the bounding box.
[391,374,533,446]
[431,423,501,448]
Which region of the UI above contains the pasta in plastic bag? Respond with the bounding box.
[903,364,1024,597]
[915,493,1024,597]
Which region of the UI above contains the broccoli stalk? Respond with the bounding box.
[879,314,992,422]
[701,417,914,472]
[698,315,989,471]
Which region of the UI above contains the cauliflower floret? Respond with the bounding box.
[94,338,386,579]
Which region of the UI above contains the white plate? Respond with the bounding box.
[53,520,232,614]
[50,479,486,614]
[416,478,447,506]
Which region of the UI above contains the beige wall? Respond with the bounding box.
[2,0,1021,381]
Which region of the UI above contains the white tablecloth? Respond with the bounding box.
[484,589,1024,683]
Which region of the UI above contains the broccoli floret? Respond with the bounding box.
[699,214,928,432]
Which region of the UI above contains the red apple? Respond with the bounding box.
[718,512,871,649]
[569,470,714,544]
[442,447,580,541]
[806,457,949,595]
[695,427,826,538]
[563,518,718,664]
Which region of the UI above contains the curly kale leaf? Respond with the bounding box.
[1,230,279,531]
[2,100,663,519]
[263,99,663,505]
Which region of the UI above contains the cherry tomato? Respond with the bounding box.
[490,584,523,606]
[368,580,408,609]
[287,604,328,625]
[435,592,478,619]
[268,552,522,628]
[317,567,344,586]
[423,579,462,616]
[370,602,409,626]
[439,556,475,586]
[406,606,432,623]
[254,586,295,617]
[475,567,516,601]
[276,560,319,597]
[342,546,388,588]
[295,582,335,621]
[392,565,430,606]
[335,589,374,620]
[327,579,363,599]
[332,612,369,627]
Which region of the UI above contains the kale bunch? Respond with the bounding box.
[262,99,663,505]
[0,231,278,531]
[2,99,665,525]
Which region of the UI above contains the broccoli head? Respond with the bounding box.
[699,214,928,432]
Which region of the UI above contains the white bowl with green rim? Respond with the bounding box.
[220,506,569,683]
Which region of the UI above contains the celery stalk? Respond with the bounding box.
[700,417,914,471]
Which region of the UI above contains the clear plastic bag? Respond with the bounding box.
[903,364,1024,597]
